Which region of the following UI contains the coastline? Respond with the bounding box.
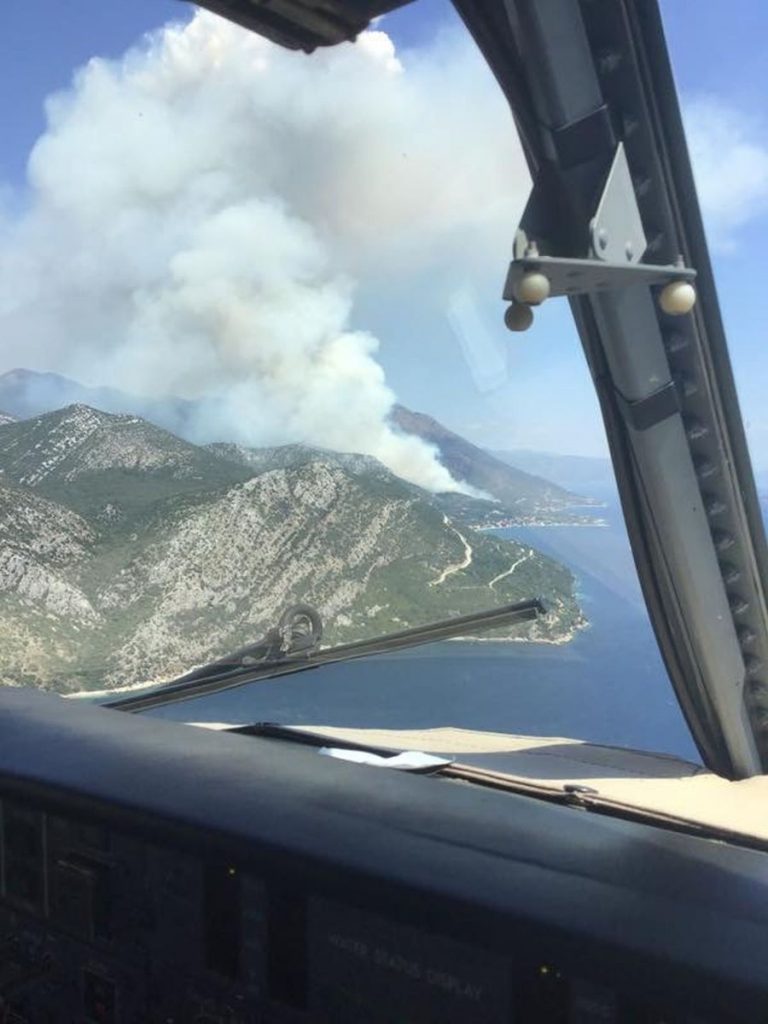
[475,519,608,530]
[65,623,587,700]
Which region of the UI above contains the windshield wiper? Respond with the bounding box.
[106,597,545,713]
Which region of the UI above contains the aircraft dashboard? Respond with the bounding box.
[0,689,766,1022]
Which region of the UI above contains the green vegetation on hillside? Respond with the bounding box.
[0,406,585,692]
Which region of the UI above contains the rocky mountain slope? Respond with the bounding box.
[0,405,251,516]
[0,370,596,521]
[0,405,584,693]
[207,441,391,482]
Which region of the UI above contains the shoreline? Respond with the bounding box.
[476,519,608,531]
[64,626,586,700]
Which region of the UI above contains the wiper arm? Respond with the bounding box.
[164,604,324,688]
[106,598,545,713]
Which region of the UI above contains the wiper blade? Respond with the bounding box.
[106,598,545,713]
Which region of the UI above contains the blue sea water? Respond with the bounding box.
[148,492,700,763]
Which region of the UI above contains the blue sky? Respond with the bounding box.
[2,1,767,468]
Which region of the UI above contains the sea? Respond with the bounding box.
[147,488,700,764]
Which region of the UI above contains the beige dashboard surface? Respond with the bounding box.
[289,725,768,846]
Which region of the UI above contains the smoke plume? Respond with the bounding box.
[0,12,525,490]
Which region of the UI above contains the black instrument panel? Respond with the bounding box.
[0,688,766,1022]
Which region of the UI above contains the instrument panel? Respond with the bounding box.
[1,800,261,1023]
[0,689,766,1023]
[0,793,746,1024]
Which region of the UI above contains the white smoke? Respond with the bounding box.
[0,12,526,490]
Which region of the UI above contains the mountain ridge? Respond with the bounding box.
[0,368,197,437]
[0,404,252,517]
[389,404,595,517]
[0,370,593,519]
[0,404,585,692]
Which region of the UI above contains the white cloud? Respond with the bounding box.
[684,97,768,248]
[0,11,527,490]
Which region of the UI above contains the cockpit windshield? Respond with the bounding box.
[0,0,764,767]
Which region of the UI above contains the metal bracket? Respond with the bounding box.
[503,254,696,302]
[506,142,695,303]
[505,142,696,315]
[590,143,646,263]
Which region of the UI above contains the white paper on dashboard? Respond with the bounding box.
[318,747,452,771]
